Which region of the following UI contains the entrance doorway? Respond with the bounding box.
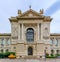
[28,47,33,55]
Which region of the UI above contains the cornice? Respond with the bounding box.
[0,33,60,37]
[43,16,53,22]
[9,17,18,22]
[0,33,11,36]
[50,33,60,36]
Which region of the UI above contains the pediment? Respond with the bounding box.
[19,9,42,18]
[9,9,52,22]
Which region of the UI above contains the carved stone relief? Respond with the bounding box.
[43,27,49,39]
[12,23,18,37]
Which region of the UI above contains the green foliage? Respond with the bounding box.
[0,53,4,58]
[46,56,56,58]
[0,52,16,58]
[46,54,57,58]
[46,53,49,56]
[57,54,60,56]
[51,54,54,56]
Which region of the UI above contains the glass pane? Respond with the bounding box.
[26,28,34,42]
[50,39,53,45]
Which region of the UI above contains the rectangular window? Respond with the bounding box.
[6,38,10,46]
[50,39,53,46]
[1,38,4,47]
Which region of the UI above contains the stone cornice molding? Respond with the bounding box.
[9,17,18,22]
[43,16,53,22]
[0,33,11,36]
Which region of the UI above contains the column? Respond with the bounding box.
[22,23,23,41]
[37,23,39,41]
[18,23,20,41]
[4,38,6,46]
[39,24,41,40]
[41,23,43,40]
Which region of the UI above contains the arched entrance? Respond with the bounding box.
[28,47,33,55]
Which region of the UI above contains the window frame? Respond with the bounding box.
[26,28,34,42]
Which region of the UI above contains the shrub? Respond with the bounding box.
[9,52,16,55]
[4,52,16,58]
[46,54,57,58]
[0,52,16,58]
[57,54,60,56]
[0,53,4,58]
[46,53,49,56]
[51,54,54,56]
[46,56,56,58]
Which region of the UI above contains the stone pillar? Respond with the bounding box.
[22,24,24,40]
[41,23,43,40]
[18,23,20,42]
[4,49,6,53]
[37,23,39,41]
[4,38,6,46]
[39,23,41,40]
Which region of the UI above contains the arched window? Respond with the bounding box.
[56,50,59,54]
[54,39,58,46]
[26,28,34,42]
[1,49,3,53]
[50,39,53,45]
[6,49,9,52]
[6,38,10,45]
[1,38,4,46]
[51,50,54,55]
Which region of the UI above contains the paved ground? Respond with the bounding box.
[0,58,60,62]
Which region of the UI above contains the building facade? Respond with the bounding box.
[0,9,60,58]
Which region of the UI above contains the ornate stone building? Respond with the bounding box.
[0,9,60,58]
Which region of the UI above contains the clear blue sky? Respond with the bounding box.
[0,0,60,33]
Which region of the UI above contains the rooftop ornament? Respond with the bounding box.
[29,5,31,9]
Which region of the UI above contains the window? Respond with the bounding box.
[51,50,54,55]
[1,38,4,46]
[1,49,3,53]
[26,28,34,42]
[28,47,33,55]
[50,39,53,45]
[8,39,10,45]
[6,49,9,52]
[56,50,59,54]
[6,38,10,45]
[6,39,8,45]
[54,39,58,46]
[14,47,16,49]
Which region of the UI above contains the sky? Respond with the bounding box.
[0,0,60,33]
